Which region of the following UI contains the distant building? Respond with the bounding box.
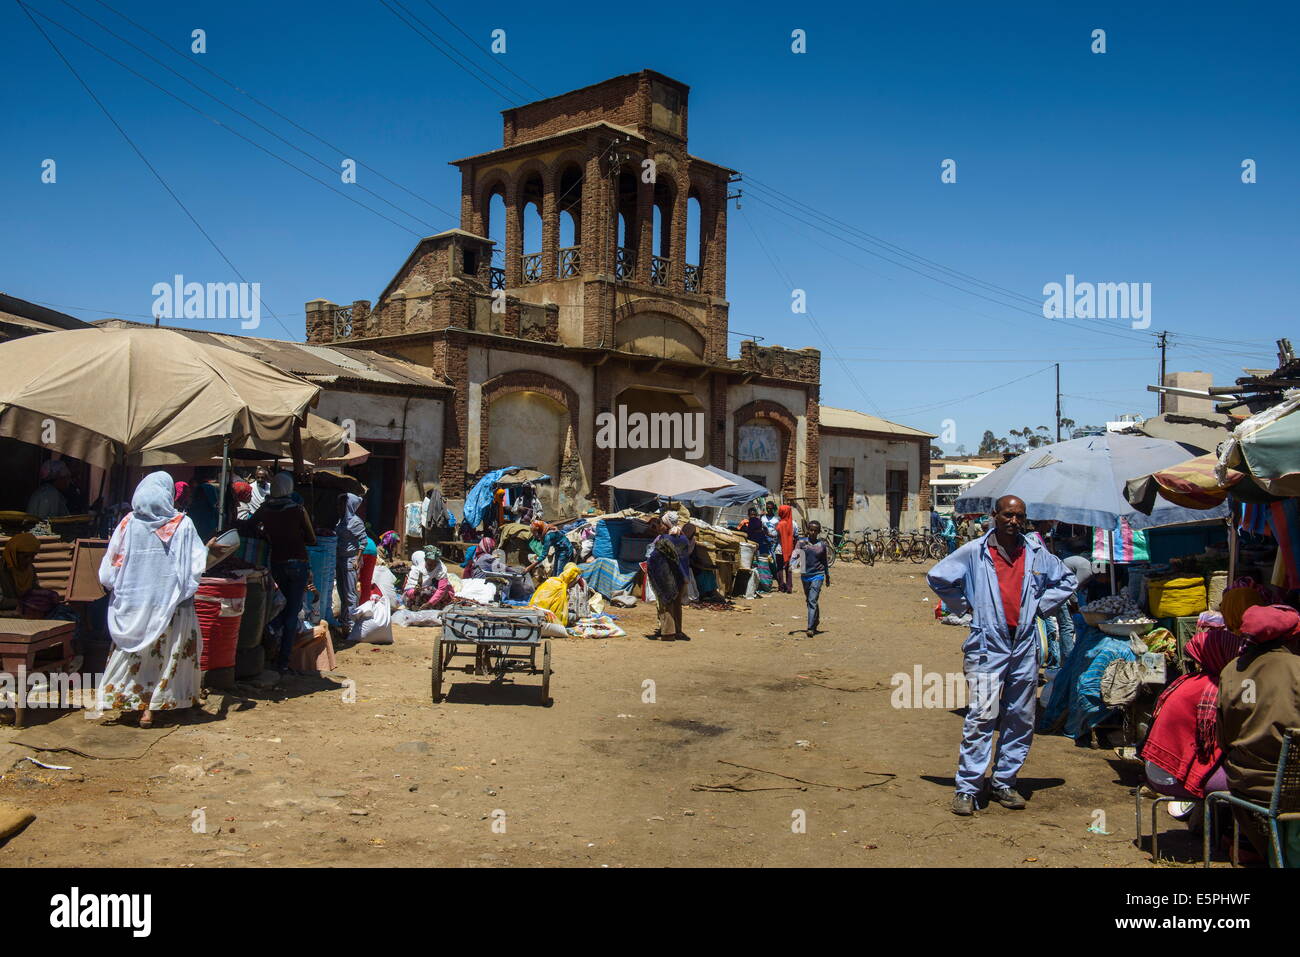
[1163,370,1215,416]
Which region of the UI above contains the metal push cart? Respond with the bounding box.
[432,605,552,704]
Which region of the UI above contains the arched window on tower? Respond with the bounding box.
[557,163,583,278]
[520,171,544,284]
[486,186,507,290]
[614,169,638,280]
[651,180,674,287]
[685,189,703,292]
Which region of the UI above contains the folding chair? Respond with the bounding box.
[1204,728,1300,867]
[1134,783,1196,865]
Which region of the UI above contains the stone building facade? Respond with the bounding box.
[305,70,927,526]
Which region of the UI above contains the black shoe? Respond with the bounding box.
[990,787,1026,810]
[951,793,975,816]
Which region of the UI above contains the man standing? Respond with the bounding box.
[927,495,1075,816]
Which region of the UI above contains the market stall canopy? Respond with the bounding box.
[670,466,768,508]
[1217,392,1300,496]
[498,467,551,485]
[139,412,364,466]
[955,433,1227,529]
[1124,452,1246,514]
[0,327,319,468]
[602,458,736,499]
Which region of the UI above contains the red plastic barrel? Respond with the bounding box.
[196,577,246,671]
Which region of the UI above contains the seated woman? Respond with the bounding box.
[1,532,63,618]
[1139,623,1246,801]
[1217,603,1300,866]
[404,548,453,610]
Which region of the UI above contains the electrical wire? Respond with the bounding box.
[17,1,298,341]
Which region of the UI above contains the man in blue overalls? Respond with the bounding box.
[927,495,1076,816]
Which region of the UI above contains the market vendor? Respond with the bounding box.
[26,459,72,519]
[404,547,453,610]
[527,521,573,576]
[647,522,694,641]
[927,494,1076,817]
[1217,602,1300,865]
[1,532,61,617]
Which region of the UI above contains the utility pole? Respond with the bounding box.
[1156,330,1168,415]
[1055,362,1061,443]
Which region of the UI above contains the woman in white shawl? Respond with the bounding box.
[97,471,209,726]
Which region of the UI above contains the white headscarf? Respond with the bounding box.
[98,471,208,654]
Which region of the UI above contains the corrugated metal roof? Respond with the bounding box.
[819,406,935,438]
[90,319,450,391]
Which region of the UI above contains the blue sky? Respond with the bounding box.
[3,0,1296,449]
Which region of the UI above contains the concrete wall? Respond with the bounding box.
[313,389,444,507]
[1164,370,1215,416]
[807,432,926,532]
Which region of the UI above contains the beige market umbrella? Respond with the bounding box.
[602,457,735,499]
[144,413,368,466]
[0,327,319,468]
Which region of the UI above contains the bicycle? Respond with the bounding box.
[826,530,857,566]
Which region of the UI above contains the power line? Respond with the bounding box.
[54,0,446,233]
[745,175,1044,308]
[85,0,459,221]
[742,191,1153,346]
[17,0,298,341]
[419,1,545,97]
[737,206,885,417]
[376,0,525,104]
[884,366,1055,417]
[23,2,431,238]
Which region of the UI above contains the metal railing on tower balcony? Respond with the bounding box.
[489,267,506,290]
[332,305,353,338]
[684,262,701,293]
[522,253,542,283]
[559,246,581,278]
[615,246,636,280]
[650,256,669,287]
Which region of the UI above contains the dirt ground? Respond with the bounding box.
[1,558,1193,868]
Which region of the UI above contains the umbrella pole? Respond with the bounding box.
[291,421,304,475]
[1109,561,1117,597]
[217,435,230,531]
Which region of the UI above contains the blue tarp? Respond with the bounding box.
[463,467,553,528]
[462,467,516,529]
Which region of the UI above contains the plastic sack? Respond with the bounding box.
[372,564,399,610]
[1148,576,1207,618]
[457,579,497,604]
[351,594,393,644]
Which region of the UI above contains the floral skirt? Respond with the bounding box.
[97,600,203,713]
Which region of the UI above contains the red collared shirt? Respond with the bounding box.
[989,537,1025,629]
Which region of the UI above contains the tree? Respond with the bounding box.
[955,444,968,456]
[978,430,998,455]
[930,444,945,459]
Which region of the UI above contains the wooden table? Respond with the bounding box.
[0,619,76,729]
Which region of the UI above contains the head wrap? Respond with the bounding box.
[478,536,497,553]
[270,472,294,499]
[99,471,208,655]
[173,481,190,505]
[1184,628,1246,677]
[777,504,795,557]
[232,481,253,503]
[1238,604,1300,645]
[423,546,442,564]
[1220,586,1265,633]
[2,532,41,594]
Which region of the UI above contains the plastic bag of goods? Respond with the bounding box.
[350,590,393,644]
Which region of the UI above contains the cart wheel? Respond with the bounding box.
[431,634,444,702]
[540,640,551,706]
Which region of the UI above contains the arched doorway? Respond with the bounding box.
[612,387,705,475]
[486,389,567,516]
